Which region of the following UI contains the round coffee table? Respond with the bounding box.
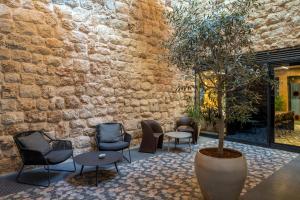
[164,131,192,152]
[74,151,122,186]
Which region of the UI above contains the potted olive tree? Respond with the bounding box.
[165,0,269,199]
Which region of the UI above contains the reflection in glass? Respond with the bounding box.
[274,65,300,147]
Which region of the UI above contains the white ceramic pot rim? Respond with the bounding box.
[198,147,244,160]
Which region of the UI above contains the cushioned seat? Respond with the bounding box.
[96,123,132,162]
[99,141,129,151]
[45,150,73,164]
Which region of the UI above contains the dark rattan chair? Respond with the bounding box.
[175,117,199,144]
[13,130,76,187]
[139,120,164,153]
[96,123,131,163]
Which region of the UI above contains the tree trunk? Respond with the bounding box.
[217,90,225,155]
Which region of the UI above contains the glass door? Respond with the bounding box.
[274,65,300,147]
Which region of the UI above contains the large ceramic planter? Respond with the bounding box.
[194,148,247,200]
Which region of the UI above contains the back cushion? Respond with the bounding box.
[18,132,51,155]
[99,124,122,143]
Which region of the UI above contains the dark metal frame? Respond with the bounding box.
[96,123,132,163]
[14,131,76,187]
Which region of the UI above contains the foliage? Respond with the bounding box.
[186,102,202,125]
[275,95,285,111]
[165,0,270,154]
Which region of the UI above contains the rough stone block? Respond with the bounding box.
[13,8,44,24]
[65,96,81,109]
[18,98,36,110]
[45,38,64,48]
[47,111,62,123]
[0,99,17,111]
[0,19,14,34]
[73,135,91,148]
[2,84,18,99]
[1,112,24,125]
[15,21,37,35]
[36,99,49,111]
[4,73,20,83]
[65,0,79,8]
[0,48,10,60]
[25,111,47,122]
[70,119,86,129]
[63,110,79,120]
[19,85,41,98]
[124,119,139,131]
[11,50,31,63]
[73,59,90,73]
[0,4,11,19]
[86,117,104,127]
[3,0,21,8]
[1,60,21,72]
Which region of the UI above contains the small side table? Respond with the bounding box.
[164,131,192,152]
[74,151,122,186]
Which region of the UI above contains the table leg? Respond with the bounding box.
[96,166,99,186]
[189,137,191,153]
[80,165,84,176]
[114,162,119,174]
[174,138,177,149]
[168,137,170,152]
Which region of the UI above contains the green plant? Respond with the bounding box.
[165,0,270,154]
[275,95,285,111]
[186,103,202,125]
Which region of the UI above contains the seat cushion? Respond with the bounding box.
[45,150,73,164]
[99,141,129,151]
[177,125,194,133]
[98,124,123,143]
[18,132,51,155]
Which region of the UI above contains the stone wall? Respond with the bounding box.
[0,0,191,174]
[250,0,300,51]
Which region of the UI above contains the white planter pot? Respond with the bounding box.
[194,148,247,200]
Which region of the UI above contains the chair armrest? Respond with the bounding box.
[124,132,132,143]
[51,140,73,150]
[20,149,47,165]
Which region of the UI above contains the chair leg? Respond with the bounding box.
[47,165,50,187]
[16,164,50,187]
[122,148,131,163]
[128,148,131,163]
[16,164,24,182]
[72,154,77,172]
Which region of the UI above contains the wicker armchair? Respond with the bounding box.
[139,120,164,153]
[175,117,199,144]
[14,131,76,187]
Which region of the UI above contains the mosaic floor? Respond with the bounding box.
[2,140,298,200]
[275,125,300,146]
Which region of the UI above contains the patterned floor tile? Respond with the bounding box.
[2,140,298,200]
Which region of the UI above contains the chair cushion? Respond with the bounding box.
[177,125,194,133]
[99,124,123,143]
[99,141,129,151]
[45,150,73,164]
[18,132,51,155]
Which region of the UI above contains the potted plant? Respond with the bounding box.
[165,0,269,199]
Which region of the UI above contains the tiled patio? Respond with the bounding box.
[1,137,299,200]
